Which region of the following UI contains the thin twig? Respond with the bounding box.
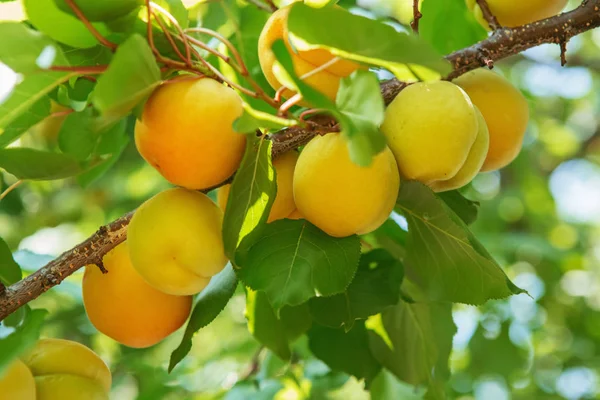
[475,0,501,30]
[150,2,193,67]
[63,0,117,50]
[0,180,23,202]
[49,65,107,74]
[244,0,276,12]
[410,0,422,33]
[559,37,569,66]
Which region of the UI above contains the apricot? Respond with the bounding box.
[287,209,303,220]
[20,338,111,399]
[381,81,479,184]
[258,5,362,101]
[128,188,228,295]
[466,0,568,28]
[454,69,529,171]
[0,359,36,400]
[83,241,192,348]
[293,133,399,237]
[53,0,142,22]
[430,107,489,192]
[135,78,245,190]
[218,151,298,223]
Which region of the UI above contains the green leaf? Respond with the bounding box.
[468,322,528,379]
[309,249,403,330]
[233,107,297,134]
[246,289,291,360]
[370,369,426,400]
[420,0,487,54]
[168,264,238,372]
[336,70,387,166]
[396,181,525,304]
[0,148,84,180]
[77,118,129,187]
[437,190,479,225]
[368,300,455,398]
[24,0,109,48]
[238,219,361,312]
[0,96,50,148]
[92,34,161,118]
[154,0,188,29]
[0,236,21,285]
[222,136,275,262]
[309,322,381,386]
[271,42,385,166]
[58,109,97,161]
[287,3,451,75]
[225,379,283,400]
[0,309,47,376]
[0,22,68,73]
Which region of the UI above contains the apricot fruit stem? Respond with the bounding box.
[411,0,422,33]
[475,0,501,30]
[63,0,118,50]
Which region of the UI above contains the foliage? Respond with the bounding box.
[0,0,598,399]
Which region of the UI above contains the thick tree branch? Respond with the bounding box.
[1,0,599,322]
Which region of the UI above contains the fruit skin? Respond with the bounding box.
[258,5,361,101]
[135,78,245,190]
[0,359,36,400]
[287,209,303,220]
[128,188,228,295]
[20,338,111,399]
[293,133,400,237]
[35,375,108,400]
[430,107,489,192]
[218,151,299,223]
[466,0,568,28]
[83,241,192,348]
[54,0,142,22]
[381,81,479,184]
[453,69,529,172]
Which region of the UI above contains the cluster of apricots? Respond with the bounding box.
[0,338,111,399]
[80,4,531,347]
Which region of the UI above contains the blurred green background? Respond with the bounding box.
[2,0,600,399]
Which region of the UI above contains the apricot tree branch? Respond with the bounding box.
[1,0,599,322]
[411,0,422,33]
[475,0,501,30]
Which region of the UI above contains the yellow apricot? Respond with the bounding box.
[258,5,362,101]
[135,78,245,190]
[287,209,303,220]
[430,107,489,192]
[218,151,298,223]
[381,81,479,184]
[466,0,568,28]
[20,338,111,399]
[83,241,192,348]
[128,188,228,295]
[453,69,529,172]
[293,133,399,237]
[35,375,108,400]
[0,359,36,400]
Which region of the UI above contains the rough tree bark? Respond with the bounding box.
[1,0,599,321]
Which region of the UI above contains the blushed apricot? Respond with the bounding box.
[135,78,245,190]
[83,242,192,348]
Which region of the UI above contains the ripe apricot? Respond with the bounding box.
[258,5,362,101]
[20,338,111,399]
[128,188,228,295]
[135,78,245,190]
[293,133,399,237]
[218,151,299,222]
[53,0,142,22]
[430,108,489,192]
[0,359,36,400]
[287,209,303,220]
[381,81,479,184]
[466,0,568,28]
[454,69,529,171]
[83,241,192,348]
